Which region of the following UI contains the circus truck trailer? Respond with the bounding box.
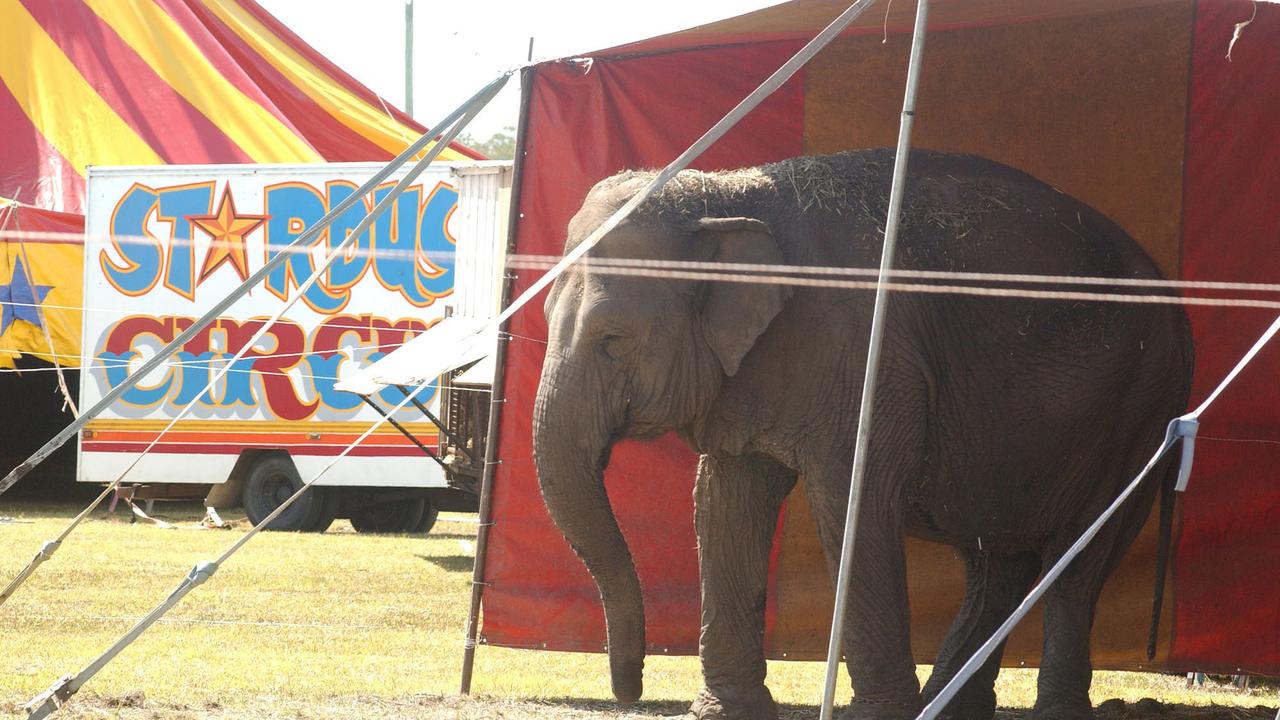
[77,161,512,533]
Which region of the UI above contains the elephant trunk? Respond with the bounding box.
[533,364,645,703]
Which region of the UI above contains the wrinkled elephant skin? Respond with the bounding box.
[532,150,1194,720]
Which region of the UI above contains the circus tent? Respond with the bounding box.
[479,0,1280,677]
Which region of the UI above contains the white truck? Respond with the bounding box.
[78,161,510,532]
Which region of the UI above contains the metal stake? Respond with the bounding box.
[819,2,931,718]
[459,65,534,695]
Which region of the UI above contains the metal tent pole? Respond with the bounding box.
[457,0,881,693]
[459,65,534,695]
[404,0,414,116]
[818,2,931,719]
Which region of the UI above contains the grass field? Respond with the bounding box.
[0,500,1275,719]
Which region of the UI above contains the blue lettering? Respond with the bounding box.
[170,351,218,407]
[264,185,346,313]
[98,351,173,407]
[157,184,214,298]
[104,186,162,295]
[326,182,372,291]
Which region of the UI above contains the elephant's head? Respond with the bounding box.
[532,173,792,702]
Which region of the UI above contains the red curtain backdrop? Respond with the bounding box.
[483,0,1280,675]
[482,43,805,653]
[1171,0,1280,673]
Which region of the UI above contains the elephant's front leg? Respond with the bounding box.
[806,467,922,720]
[688,453,796,720]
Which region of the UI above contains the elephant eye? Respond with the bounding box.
[599,333,635,361]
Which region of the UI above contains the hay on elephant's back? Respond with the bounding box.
[626,151,1019,233]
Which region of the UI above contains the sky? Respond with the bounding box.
[256,0,783,140]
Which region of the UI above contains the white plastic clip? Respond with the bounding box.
[1168,415,1199,492]
[36,540,60,561]
[24,673,74,718]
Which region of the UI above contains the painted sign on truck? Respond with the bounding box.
[80,162,510,532]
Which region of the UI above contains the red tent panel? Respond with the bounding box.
[483,0,1280,674]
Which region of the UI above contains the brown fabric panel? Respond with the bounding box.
[802,2,1192,276]
[770,3,1192,668]
[771,487,1176,669]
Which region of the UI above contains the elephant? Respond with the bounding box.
[532,149,1194,720]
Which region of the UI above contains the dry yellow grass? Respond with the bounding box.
[0,500,1274,719]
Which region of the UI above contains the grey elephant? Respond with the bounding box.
[532,149,1193,720]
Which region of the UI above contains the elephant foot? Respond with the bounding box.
[685,684,778,720]
[837,696,924,720]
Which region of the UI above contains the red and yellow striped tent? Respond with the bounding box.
[1,0,479,215]
[483,0,1280,680]
[0,0,478,366]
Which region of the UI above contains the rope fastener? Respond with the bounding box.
[1167,415,1200,492]
[36,540,60,561]
[23,674,73,716]
[168,561,219,603]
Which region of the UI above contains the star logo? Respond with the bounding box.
[191,189,266,285]
[0,257,54,334]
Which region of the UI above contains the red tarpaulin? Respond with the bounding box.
[482,0,1280,675]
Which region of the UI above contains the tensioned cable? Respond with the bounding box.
[24,207,1280,295]
[506,254,1280,295]
[12,229,1280,306]
[505,259,1280,310]
[0,71,512,500]
[916,313,1280,720]
[0,75,508,610]
[21,338,448,720]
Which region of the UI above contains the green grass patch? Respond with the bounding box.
[0,500,1274,719]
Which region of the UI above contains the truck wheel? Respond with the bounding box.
[349,497,425,534]
[241,454,325,532]
[307,486,340,533]
[410,499,440,534]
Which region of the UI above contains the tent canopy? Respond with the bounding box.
[605,0,1184,53]
[0,0,481,215]
[482,0,1280,677]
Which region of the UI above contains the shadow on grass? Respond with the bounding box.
[513,697,1278,719]
[416,554,474,572]
[425,532,477,541]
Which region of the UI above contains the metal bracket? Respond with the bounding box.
[24,674,74,718]
[36,540,60,561]
[1168,415,1199,492]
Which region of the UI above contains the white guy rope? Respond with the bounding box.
[0,71,511,500]
[821,1,929,717]
[522,261,1280,310]
[0,76,508,609]
[22,341,444,720]
[915,313,1280,720]
[489,0,881,334]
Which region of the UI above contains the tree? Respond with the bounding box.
[458,126,516,160]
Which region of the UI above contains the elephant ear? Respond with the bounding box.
[696,217,792,376]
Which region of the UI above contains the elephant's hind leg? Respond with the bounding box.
[688,452,796,720]
[921,549,1040,720]
[1033,472,1159,720]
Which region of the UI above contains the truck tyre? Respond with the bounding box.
[349,497,425,534]
[241,454,326,532]
[307,486,340,533]
[410,499,440,534]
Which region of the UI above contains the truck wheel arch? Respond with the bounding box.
[203,449,270,510]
